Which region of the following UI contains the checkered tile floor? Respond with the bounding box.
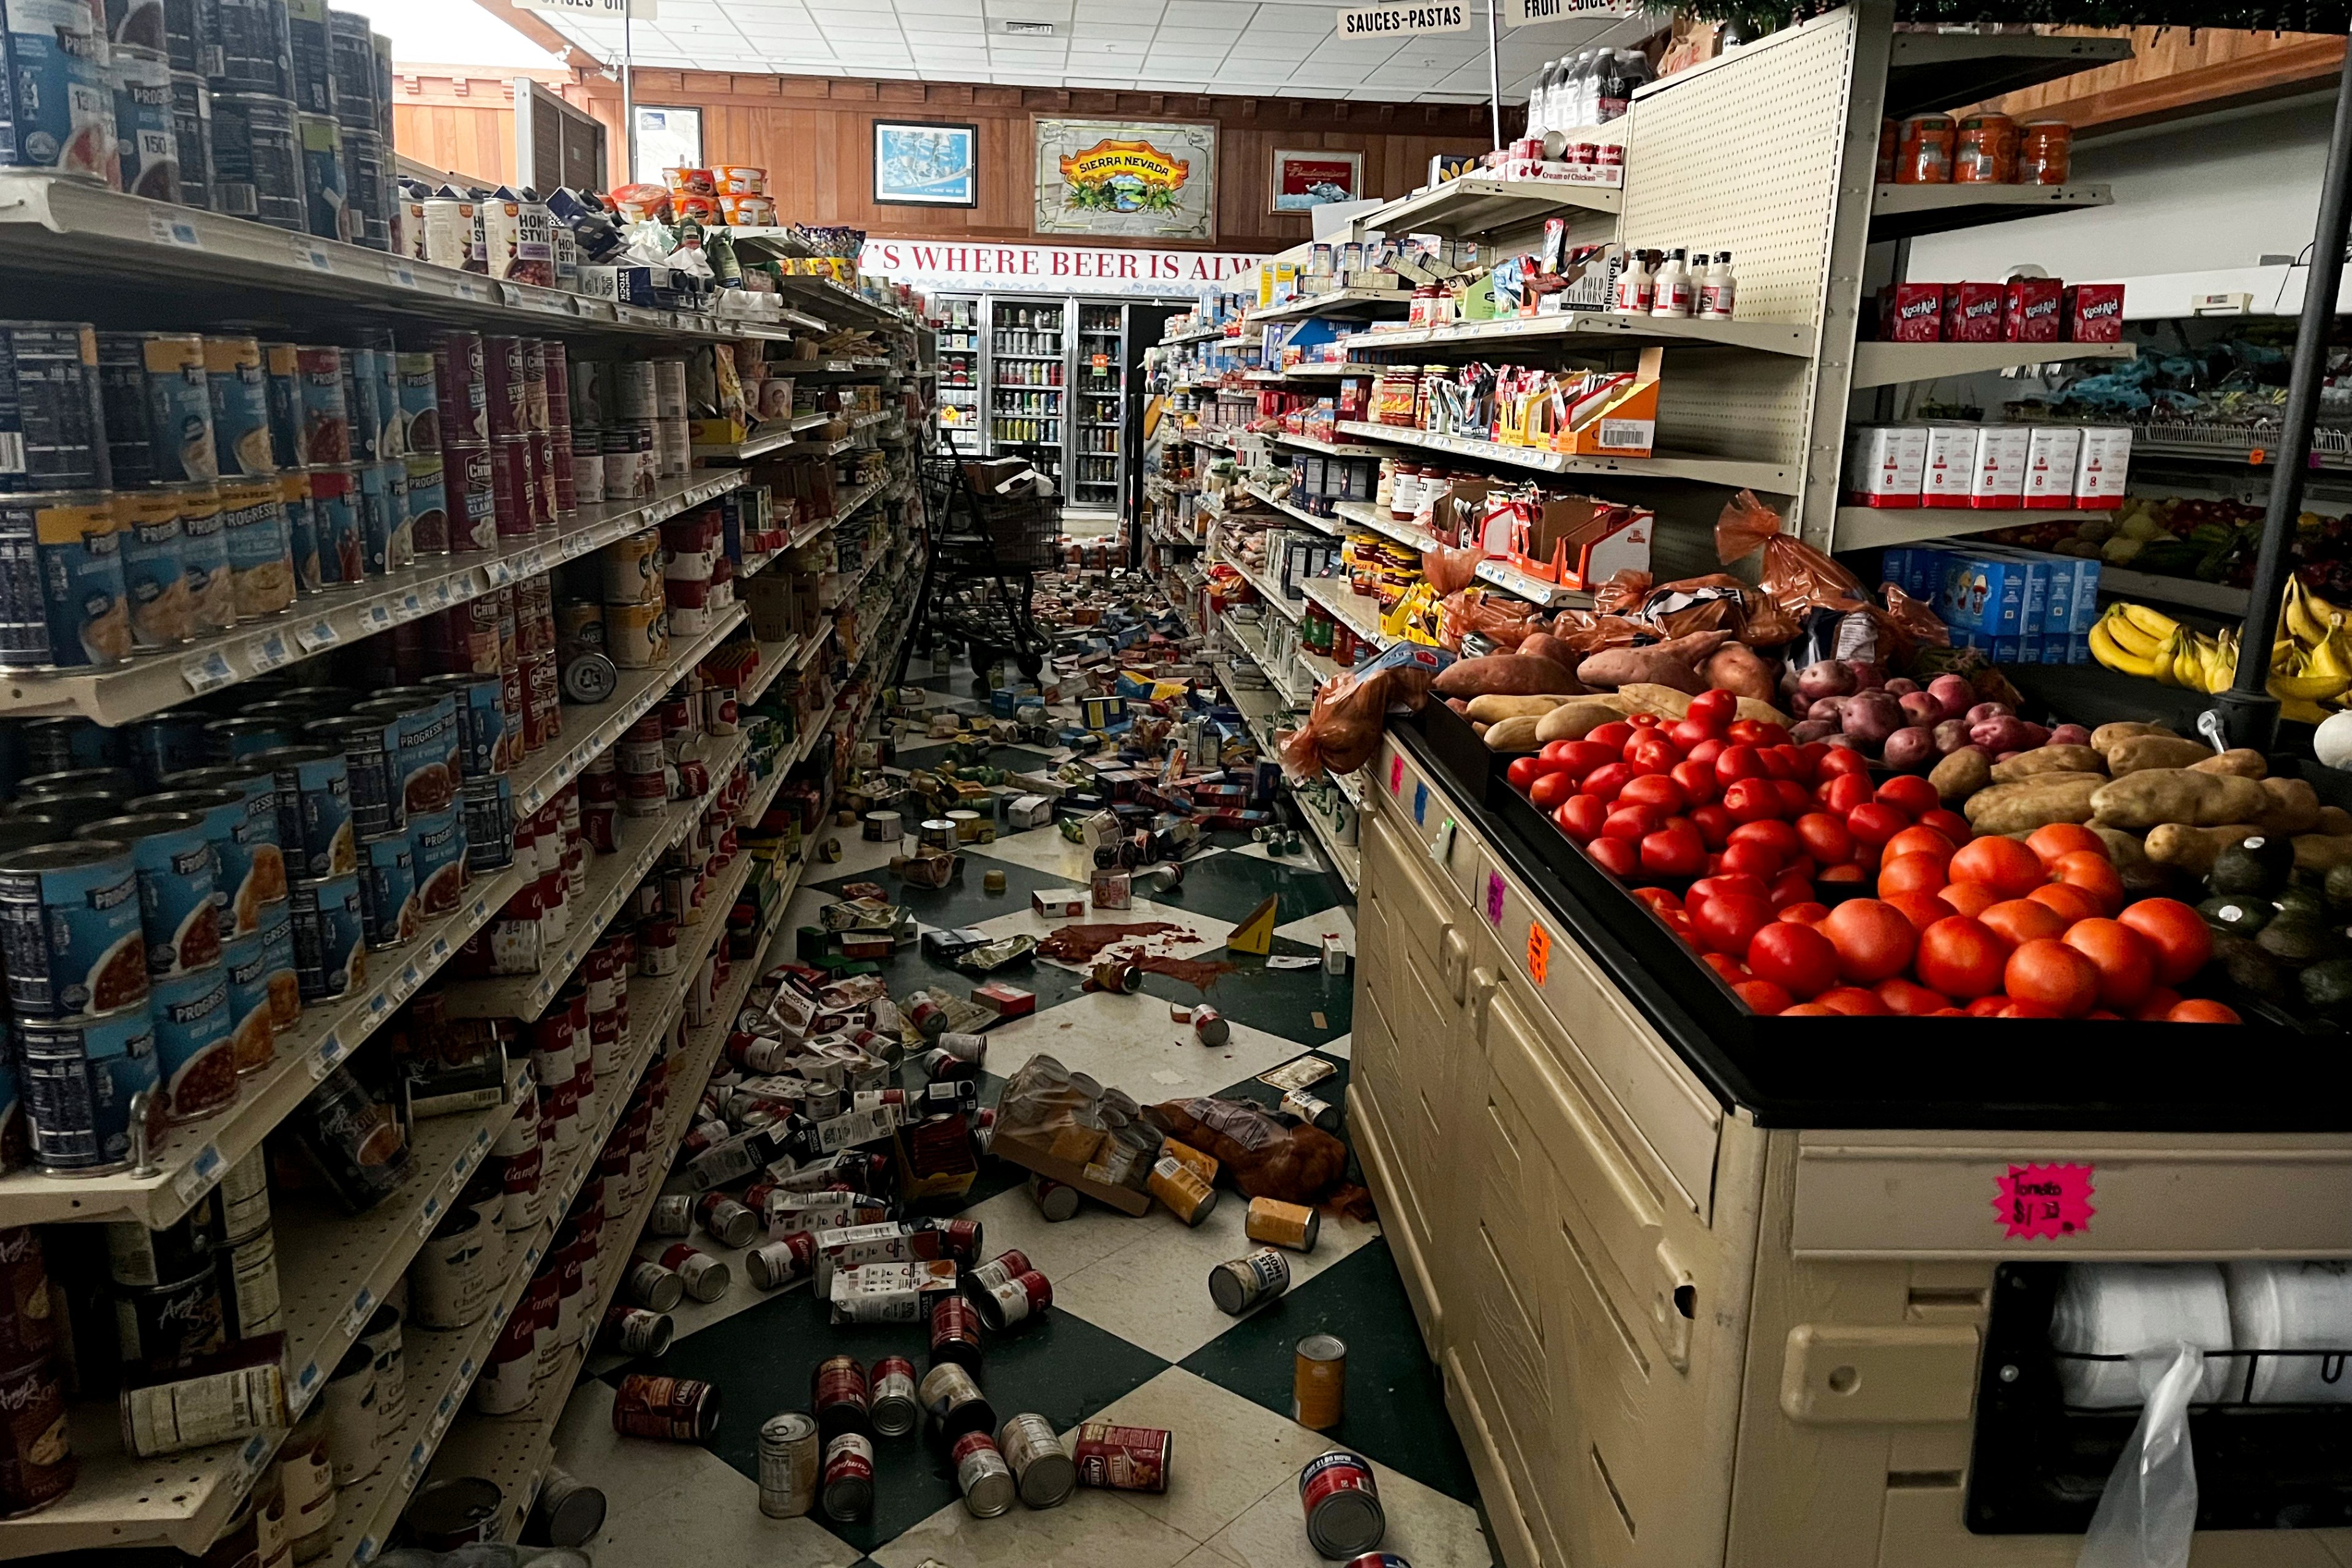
[555,669,1495,1568]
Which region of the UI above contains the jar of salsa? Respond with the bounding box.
[1895,115,1954,184]
[2020,119,2073,185]
[1954,113,2018,184]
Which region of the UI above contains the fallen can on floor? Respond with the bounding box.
[611,1374,718,1441]
[757,1410,820,1519]
[1072,1422,1170,1494]
[1208,1247,1291,1316]
[998,1412,1076,1509]
[952,1430,1016,1517]
[1294,1333,1347,1431]
[1300,1449,1385,1558]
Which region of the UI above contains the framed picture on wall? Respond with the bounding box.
[1270,149,1363,213]
[873,121,979,208]
[1034,118,1216,241]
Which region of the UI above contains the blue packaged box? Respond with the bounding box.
[2041,556,2078,633]
[990,688,1019,717]
[2071,558,2102,631]
[1934,551,2031,642]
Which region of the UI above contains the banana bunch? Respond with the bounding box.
[2091,580,2352,718]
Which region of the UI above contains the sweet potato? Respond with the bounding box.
[1930,747,1994,805]
[1482,715,1545,752]
[2256,776,2324,835]
[2104,734,2218,777]
[1702,643,1776,703]
[2296,835,2352,874]
[2145,823,2260,875]
[2190,748,2267,779]
[1518,632,1578,671]
[2089,769,2268,831]
[2090,721,2177,756]
[1991,745,2105,783]
[1464,693,1569,723]
[1575,630,1733,693]
[1431,654,1585,699]
[1534,701,1629,744]
[2322,805,2352,837]
[1963,774,2104,834]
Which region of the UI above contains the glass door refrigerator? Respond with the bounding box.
[933,294,985,456]
[1071,303,1128,516]
[984,296,1067,492]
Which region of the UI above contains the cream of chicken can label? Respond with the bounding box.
[218,475,293,618]
[0,841,149,1018]
[150,962,236,1123]
[0,492,131,668]
[15,1005,158,1173]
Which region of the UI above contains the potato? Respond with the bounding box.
[2322,805,2352,837]
[1963,774,2105,834]
[1534,701,1628,744]
[1930,746,1994,804]
[2090,826,2168,891]
[1991,745,2105,783]
[1433,654,1585,699]
[2256,776,2324,835]
[1615,683,1693,720]
[2145,823,2260,875]
[1465,693,1569,723]
[2105,734,2222,776]
[1482,715,1544,752]
[2190,748,2268,779]
[1702,643,1776,703]
[2091,721,2178,755]
[2089,769,2269,831]
[2295,834,2352,874]
[1518,632,1578,670]
[1735,698,1792,727]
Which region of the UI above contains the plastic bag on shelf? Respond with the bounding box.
[2078,1342,2204,1568]
[1718,489,1872,618]
[1280,641,1455,779]
[1144,1096,1349,1205]
[1422,541,1481,596]
[1439,588,1544,652]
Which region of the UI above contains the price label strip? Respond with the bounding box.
[1526,920,1550,985]
[181,649,236,694]
[244,630,292,673]
[293,619,340,654]
[172,1142,227,1204]
[147,209,203,249]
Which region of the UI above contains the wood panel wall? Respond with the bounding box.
[392,71,1491,252]
[1969,25,2345,132]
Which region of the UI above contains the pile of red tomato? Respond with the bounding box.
[1507,687,2239,1022]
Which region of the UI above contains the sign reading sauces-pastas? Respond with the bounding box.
[1337,2,1471,37]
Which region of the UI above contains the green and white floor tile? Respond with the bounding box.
[557,674,1490,1567]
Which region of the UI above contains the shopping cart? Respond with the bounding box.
[914,447,1061,680]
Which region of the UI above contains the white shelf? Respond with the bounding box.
[1834,504,2105,549]
[1226,620,1308,707]
[1294,788,1363,895]
[1349,310,1811,359]
[2092,567,2252,618]
[1274,431,1396,459]
[1850,339,2135,389]
[1245,483,1347,538]
[1331,500,1441,552]
[1357,175,1623,236]
[1335,421,1794,492]
[1868,181,2114,242]
[1298,575,1392,649]
[0,471,745,727]
[1250,288,1417,324]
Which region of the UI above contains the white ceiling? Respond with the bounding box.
[540,0,1659,107]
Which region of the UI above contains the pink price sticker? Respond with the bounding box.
[1388,755,1404,796]
[1992,1161,2097,1241]
[1484,872,1505,927]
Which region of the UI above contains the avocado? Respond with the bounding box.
[2199,895,2273,937]
[2256,911,2345,966]
[2325,862,2352,914]
[2211,835,2294,897]
[2278,886,2328,923]
[2213,932,2288,996]
[2302,959,2352,1017]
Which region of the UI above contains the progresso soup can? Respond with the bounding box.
[109,49,178,203]
[0,0,115,182]
[104,0,166,56]
[355,831,415,949]
[371,457,409,572]
[209,92,302,232]
[0,841,148,1019]
[308,462,362,585]
[360,688,458,818]
[420,671,503,778]
[218,477,294,619]
[246,742,353,878]
[408,805,465,917]
[219,927,277,1074]
[168,71,213,210]
[277,468,320,591]
[0,492,132,669]
[287,871,363,1000]
[0,323,108,493]
[204,336,275,477]
[15,1006,159,1174]
[74,812,220,978]
[175,482,234,634]
[404,453,447,554]
[209,0,291,97]
[111,488,190,650]
[149,962,238,1123]
[96,331,215,488]
[296,111,344,242]
[126,785,286,938]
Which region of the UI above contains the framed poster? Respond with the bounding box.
[873,121,978,208]
[1035,118,1216,242]
[1270,148,1364,213]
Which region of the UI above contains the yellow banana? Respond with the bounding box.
[2120,602,2182,641]
[2280,695,2335,726]
[2090,619,2160,678]
[2151,628,2184,687]
[2285,579,2328,649]
[2198,635,2233,695]
[2101,609,2160,660]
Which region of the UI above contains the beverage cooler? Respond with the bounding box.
[986,295,1069,494]
[1072,303,1127,516]
[933,293,984,455]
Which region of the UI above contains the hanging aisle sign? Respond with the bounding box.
[514,0,657,17]
[1506,0,1649,21]
[858,239,1267,299]
[1336,3,1471,39]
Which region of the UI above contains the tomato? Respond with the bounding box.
[1915,915,2010,998]
[1777,900,1831,925]
[1814,747,1870,782]
[1948,835,2046,899]
[1618,774,1688,815]
[1999,1000,2063,1019]
[1795,741,1831,775]
[1882,826,1958,865]
[1929,1008,1969,1017]
[1587,721,1635,752]
[1662,718,1708,752]
[1757,745,1802,782]
[1692,890,1773,956]
[1627,736,1681,776]
[1544,739,1616,779]
[1819,772,1874,815]
[1879,851,1950,898]
[1728,818,1801,859]
[1631,886,1683,914]
[1658,908,1695,943]
[1732,978,1792,1015]
[1555,794,1608,842]
[2166,998,2242,1023]
[1817,862,1868,885]
[1819,898,1919,982]
[1683,737,1725,768]
[2026,823,2106,867]
[1778,1003,1839,1016]
[1670,760,1719,806]
[1722,777,1784,823]
[2131,986,2183,1021]
[1884,889,1956,932]
[1585,835,1639,877]
[1627,712,1662,729]
[1688,875,1771,918]
[1875,775,1940,816]
[1795,812,1855,865]
[2062,918,2157,1011]
[2050,850,2125,916]
[1507,756,1545,792]
[1747,920,1841,999]
[1980,898,2070,948]
[1768,872,1817,910]
[1640,821,1708,878]
[1719,839,1783,880]
[1714,744,1766,786]
[2003,937,2100,1017]
[1917,808,1973,846]
[2117,898,2212,986]
[1603,803,1664,841]
[1728,719,1790,748]
[1817,986,1890,1016]
[1875,976,1953,1016]
[1686,688,1738,733]
[1689,803,1736,849]
[1965,994,2011,1017]
[1845,802,1910,847]
[2026,882,2104,924]
[1581,762,1635,803]
[1937,881,2004,919]
[1700,951,1750,982]
[1771,780,1814,816]
[1529,771,1577,812]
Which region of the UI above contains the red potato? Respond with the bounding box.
[1432,654,1586,699]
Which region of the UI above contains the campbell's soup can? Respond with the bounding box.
[440,442,494,552]
[820,1432,872,1521]
[747,1233,812,1291]
[952,1431,1015,1518]
[610,1374,717,1441]
[811,1354,869,1439]
[659,1243,728,1303]
[869,1354,918,1438]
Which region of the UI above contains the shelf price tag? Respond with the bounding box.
[288,236,333,273]
[414,1193,442,1238]
[399,591,425,620]
[172,1142,226,1204]
[1526,920,1550,985]
[180,648,236,694]
[147,209,203,248]
[426,579,454,608]
[388,260,420,289]
[452,279,484,301]
[361,602,394,633]
[293,619,340,654]
[310,1030,347,1080]
[1484,871,1506,928]
[480,557,515,587]
[343,1286,374,1336]
[293,1358,323,1404]
[244,631,292,673]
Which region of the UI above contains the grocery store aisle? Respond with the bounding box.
[547,667,1496,1567]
